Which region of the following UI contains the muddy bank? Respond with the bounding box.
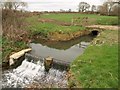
[33,30,90,41]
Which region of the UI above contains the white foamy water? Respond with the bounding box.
[2,59,67,88]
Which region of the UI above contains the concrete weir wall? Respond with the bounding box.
[25,53,70,71]
[9,48,32,68]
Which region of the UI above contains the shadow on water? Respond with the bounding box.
[32,34,96,50]
[29,34,96,63]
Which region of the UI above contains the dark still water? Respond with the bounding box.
[29,35,95,63]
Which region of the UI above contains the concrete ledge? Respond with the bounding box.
[9,48,32,66]
[25,53,70,71]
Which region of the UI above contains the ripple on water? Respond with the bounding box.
[2,59,68,88]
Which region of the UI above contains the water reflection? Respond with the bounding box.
[29,35,95,62]
[32,35,95,50]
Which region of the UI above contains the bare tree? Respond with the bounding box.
[68,9,71,12]
[102,0,119,15]
[2,0,27,10]
[111,2,120,15]
[91,5,96,12]
[107,0,115,15]
[107,0,120,15]
[97,5,102,13]
[102,2,109,14]
[3,2,13,10]
[97,3,108,15]
[13,1,27,10]
[78,2,90,12]
[97,0,120,15]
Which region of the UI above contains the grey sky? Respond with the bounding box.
[22,0,104,12]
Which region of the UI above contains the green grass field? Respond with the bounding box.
[41,13,118,25]
[25,13,118,37]
[70,30,118,88]
[25,15,86,37]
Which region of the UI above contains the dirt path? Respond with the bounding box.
[86,25,119,30]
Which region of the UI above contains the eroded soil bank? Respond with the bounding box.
[33,30,91,41]
[32,24,119,42]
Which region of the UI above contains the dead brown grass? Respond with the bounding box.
[2,9,31,42]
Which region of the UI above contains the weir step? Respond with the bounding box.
[25,53,70,71]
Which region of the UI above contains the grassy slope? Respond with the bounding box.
[70,30,118,88]
[2,37,27,62]
[25,13,118,37]
[25,15,85,36]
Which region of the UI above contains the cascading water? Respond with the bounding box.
[2,58,68,88]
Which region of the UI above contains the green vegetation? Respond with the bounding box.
[25,15,86,36]
[70,30,118,88]
[25,13,118,38]
[41,13,118,25]
[2,9,31,62]
[2,0,119,88]
[2,37,28,62]
[2,12,118,87]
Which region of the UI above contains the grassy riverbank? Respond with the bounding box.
[25,13,118,40]
[25,15,86,41]
[2,10,30,63]
[70,30,118,88]
[2,37,28,62]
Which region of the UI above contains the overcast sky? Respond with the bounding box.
[22,0,105,12]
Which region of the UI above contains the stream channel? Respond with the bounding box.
[2,34,96,88]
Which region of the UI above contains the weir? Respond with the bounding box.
[25,53,70,71]
[2,53,68,88]
[2,34,97,88]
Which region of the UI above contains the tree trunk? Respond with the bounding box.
[108,7,112,15]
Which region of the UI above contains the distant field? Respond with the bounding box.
[25,15,85,37]
[41,13,118,25]
[25,13,118,37]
